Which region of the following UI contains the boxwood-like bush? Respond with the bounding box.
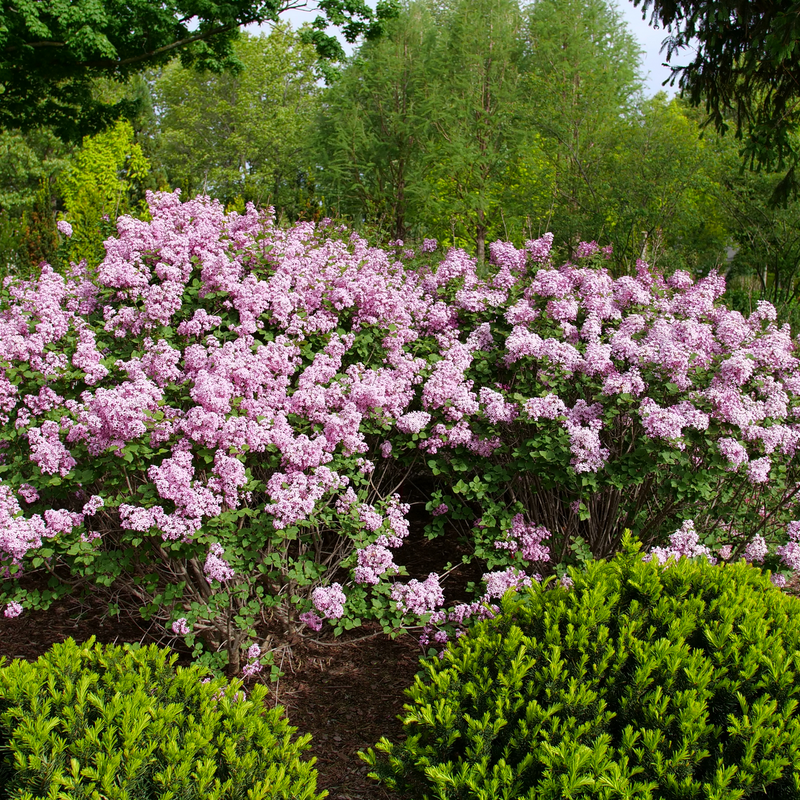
[363,536,800,799]
[0,637,325,800]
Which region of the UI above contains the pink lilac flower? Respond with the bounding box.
[312,583,347,619]
[27,421,77,476]
[391,574,444,615]
[357,504,384,532]
[525,394,567,420]
[204,542,235,583]
[81,495,104,516]
[172,617,191,635]
[576,241,599,258]
[242,660,263,678]
[482,567,533,599]
[718,437,749,470]
[57,220,73,237]
[300,611,323,631]
[777,541,800,571]
[525,232,554,262]
[479,387,518,423]
[648,520,714,564]
[565,420,609,473]
[495,515,550,563]
[380,441,392,458]
[242,643,263,677]
[747,456,771,484]
[4,602,22,618]
[771,574,788,587]
[421,238,438,253]
[354,544,397,585]
[18,484,38,504]
[743,534,768,563]
[717,544,734,560]
[432,503,448,516]
[777,521,800,571]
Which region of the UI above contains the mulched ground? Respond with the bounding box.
[0,513,483,799]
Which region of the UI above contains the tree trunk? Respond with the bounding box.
[476,207,487,264]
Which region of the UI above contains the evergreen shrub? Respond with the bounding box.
[0,636,325,800]
[363,537,800,799]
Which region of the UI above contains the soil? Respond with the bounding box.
[0,513,485,800]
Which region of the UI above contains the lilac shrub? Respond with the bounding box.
[406,236,800,593]
[0,192,456,673]
[1,190,800,673]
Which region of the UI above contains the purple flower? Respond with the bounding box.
[718,437,749,470]
[354,544,396,585]
[172,617,191,634]
[482,567,532,600]
[312,583,347,619]
[648,520,714,564]
[4,602,22,618]
[743,534,768,563]
[18,483,39,504]
[300,610,323,631]
[57,220,73,238]
[495,515,550,563]
[203,542,235,584]
[747,456,771,484]
[391,574,444,616]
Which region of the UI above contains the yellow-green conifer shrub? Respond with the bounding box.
[363,536,800,799]
[58,119,150,268]
[0,637,326,800]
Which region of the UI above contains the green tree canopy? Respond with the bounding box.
[313,0,434,239]
[153,27,319,214]
[0,0,397,143]
[631,0,800,204]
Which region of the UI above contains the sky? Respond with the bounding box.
[263,0,685,98]
[614,0,679,97]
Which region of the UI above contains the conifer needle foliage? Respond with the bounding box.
[0,636,325,800]
[364,536,800,799]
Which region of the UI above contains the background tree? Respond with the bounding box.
[588,95,729,274]
[708,122,800,322]
[314,1,434,239]
[0,128,70,275]
[522,0,643,257]
[58,119,151,268]
[0,0,397,143]
[419,0,527,261]
[153,27,319,215]
[631,0,800,203]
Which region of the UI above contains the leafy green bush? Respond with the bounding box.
[0,636,326,800]
[363,536,800,799]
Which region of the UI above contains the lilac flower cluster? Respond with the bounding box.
[777,522,800,572]
[391,573,444,616]
[648,521,715,565]
[241,643,263,678]
[204,543,235,584]
[494,515,550,563]
[172,617,191,635]
[481,567,533,599]
[312,583,347,619]
[3,187,800,670]
[354,544,397,585]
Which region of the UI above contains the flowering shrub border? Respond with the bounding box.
[1,191,799,673]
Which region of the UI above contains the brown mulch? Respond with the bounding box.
[0,515,484,799]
